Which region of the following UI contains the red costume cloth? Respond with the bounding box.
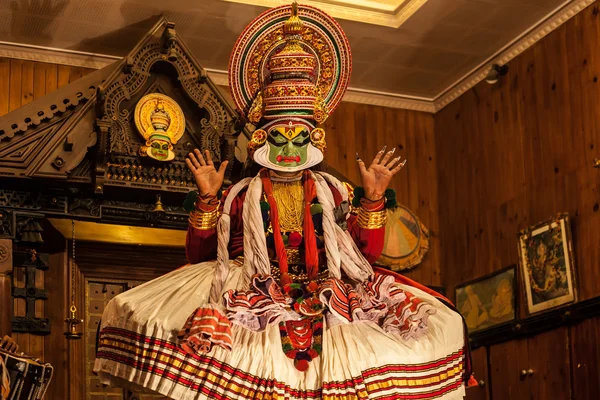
[186,183,385,266]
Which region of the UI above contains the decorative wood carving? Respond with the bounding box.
[0,239,11,273]
[0,209,12,238]
[0,66,116,180]
[92,18,246,194]
[0,17,247,196]
[0,17,249,233]
[0,238,13,336]
[0,188,188,231]
[12,250,50,335]
[0,208,45,244]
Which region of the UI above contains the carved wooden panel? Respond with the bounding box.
[0,238,12,336]
[0,19,246,191]
[0,59,110,180]
[11,250,50,334]
[94,19,245,194]
[0,238,11,273]
[83,246,176,400]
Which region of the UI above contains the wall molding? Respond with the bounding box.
[204,64,437,111]
[0,41,121,70]
[343,88,436,113]
[0,0,593,114]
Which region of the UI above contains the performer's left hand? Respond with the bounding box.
[357,146,406,201]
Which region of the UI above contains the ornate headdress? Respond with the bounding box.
[229,1,351,169]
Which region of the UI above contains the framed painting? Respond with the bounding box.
[518,213,577,315]
[455,266,517,333]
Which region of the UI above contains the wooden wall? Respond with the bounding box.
[435,3,600,308]
[3,59,95,361]
[323,103,440,285]
[435,5,600,399]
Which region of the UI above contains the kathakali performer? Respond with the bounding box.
[94,2,472,399]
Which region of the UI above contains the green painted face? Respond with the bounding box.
[149,140,171,161]
[267,129,310,168]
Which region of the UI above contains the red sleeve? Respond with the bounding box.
[185,190,246,264]
[185,225,218,264]
[329,185,385,264]
[347,214,385,264]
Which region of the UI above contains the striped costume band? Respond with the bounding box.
[96,327,466,399]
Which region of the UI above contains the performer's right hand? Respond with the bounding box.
[185,149,229,197]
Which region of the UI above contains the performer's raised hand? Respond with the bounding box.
[186,149,228,197]
[357,146,406,201]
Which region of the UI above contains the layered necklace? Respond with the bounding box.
[271,180,304,233]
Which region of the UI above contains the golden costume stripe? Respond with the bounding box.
[99,336,462,398]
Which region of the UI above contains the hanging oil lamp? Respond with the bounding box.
[64,219,83,340]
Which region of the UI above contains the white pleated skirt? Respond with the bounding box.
[94,261,467,399]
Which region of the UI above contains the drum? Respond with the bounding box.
[0,348,53,400]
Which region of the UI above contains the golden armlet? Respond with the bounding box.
[188,205,220,230]
[356,208,387,229]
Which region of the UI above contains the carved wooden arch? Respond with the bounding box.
[100,43,230,148]
[93,20,244,193]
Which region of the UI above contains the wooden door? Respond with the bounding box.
[490,328,573,400]
[527,328,571,400]
[466,347,490,400]
[87,280,129,400]
[489,337,530,399]
[74,241,185,400]
[86,278,170,400]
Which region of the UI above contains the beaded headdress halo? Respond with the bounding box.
[228,1,351,165]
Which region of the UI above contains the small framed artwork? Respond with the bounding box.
[455,266,517,333]
[518,213,577,315]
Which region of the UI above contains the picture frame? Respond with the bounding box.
[455,265,518,334]
[518,213,577,315]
